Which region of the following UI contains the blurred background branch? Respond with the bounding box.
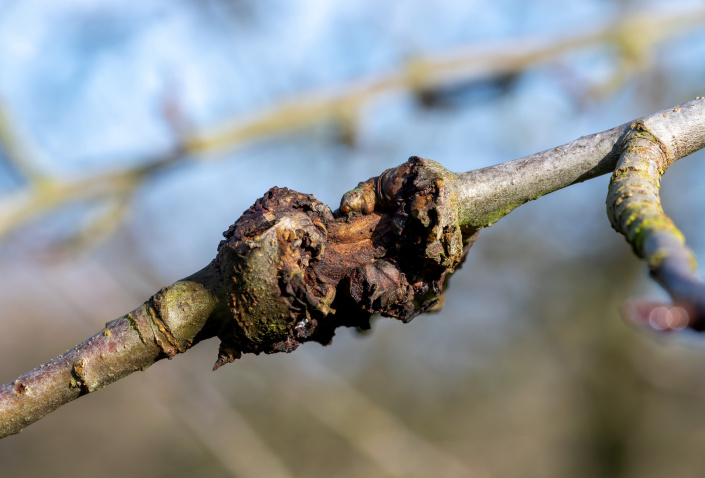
[1,4,703,250]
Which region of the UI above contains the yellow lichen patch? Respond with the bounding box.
[608,123,699,292]
[72,358,87,381]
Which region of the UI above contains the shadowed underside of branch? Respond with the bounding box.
[2,98,705,438]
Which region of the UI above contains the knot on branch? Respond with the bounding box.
[213,157,476,368]
[340,156,469,271]
[608,123,705,333]
[215,188,338,363]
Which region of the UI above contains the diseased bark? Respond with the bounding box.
[214,157,476,366]
[0,157,475,437]
[2,98,705,437]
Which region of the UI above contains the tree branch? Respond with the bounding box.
[186,5,705,153]
[0,264,229,437]
[457,98,705,228]
[607,109,705,331]
[2,97,705,438]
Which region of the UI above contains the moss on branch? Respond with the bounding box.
[607,123,705,331]
[0,264,229,438]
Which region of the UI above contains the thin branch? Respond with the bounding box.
[49,189,135,258]
[606,115,705,331]
[0,151,181,241]
[0,263,228,437]
[41,256,294,478]
[454,97,705,228]
[2,97,705,439]
[0,100,44,184]
[187,5,705,153]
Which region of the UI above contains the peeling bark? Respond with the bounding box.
[214,157,477,367]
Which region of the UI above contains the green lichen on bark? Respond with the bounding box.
[606,123,694,266]
[607,121,705,332]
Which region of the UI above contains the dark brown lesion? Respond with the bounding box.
[313,213,391,283]
[13,381,27,396]
[212,156,478,368]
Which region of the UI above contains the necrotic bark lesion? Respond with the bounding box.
[213,156,478,367]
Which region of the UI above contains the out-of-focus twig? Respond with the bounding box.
[1,5,704,244]
[187,6,705,153]
[284,352,487,478]
[0,151,181,242]
[0,100,44,184]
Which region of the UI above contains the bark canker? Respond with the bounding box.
[213,156,478,367]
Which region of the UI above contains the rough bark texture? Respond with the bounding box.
[0,157,478,436]
[213,156,477,367]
